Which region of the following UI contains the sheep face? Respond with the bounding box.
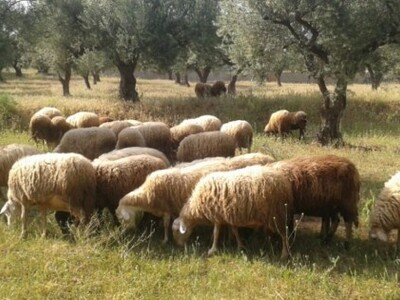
[115,204,142,230]
[0,200,21,226]
[369,226,389,242]
[172,218,193,246]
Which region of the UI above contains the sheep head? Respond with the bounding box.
[172,217,193,246]
[0,200,20,226]
[115,204,143,230]
[369,226,389,242]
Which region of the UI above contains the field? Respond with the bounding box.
[0,71,400,299]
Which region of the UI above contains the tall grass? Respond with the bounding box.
[0,71,400,299]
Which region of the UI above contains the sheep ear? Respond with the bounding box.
[179,222,187,234]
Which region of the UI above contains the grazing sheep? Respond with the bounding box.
[5,153,96,238]
[54,127,117,160]
[115,127,146,149]
[194,83,212,98]
[177,131,235,162]
[66,111,100,128]
[116,153,275,243]
[369,171,400,247]
[271,155,360,247]
[33,107,62,119]
[99,116,114,124]
[172,165,294,260]
[180,115,222,132]
[170,123,204,150]
[100,120,136,136]
[210,81,227,97]
[95,147,170,167]
[134,122,173,157]
[93,154,168,221]
[220,120,253,153]
[29,115,72,147]
[264,110,307,140]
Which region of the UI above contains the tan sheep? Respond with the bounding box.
[220,120,253,153]
[33,107,62,119]
[264,110,307,140]
[93,154,168,222]
[134,122,173,157]
[66,111,100,128]
[194,83,212,98]
[94,147,170,167]
[116,153,275,243]
[54,127,117,160]
[270,155,360,247]
[5,153,96,238]
[210,81,227,97]
[180,115,222,131]
[369,171,400,247]
[176,131,235,162]
[116,127,146,149]
[172,165,294,260]
[170,123,204,150]
[99,120,137,136]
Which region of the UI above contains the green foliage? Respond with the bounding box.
[0,93,21,130]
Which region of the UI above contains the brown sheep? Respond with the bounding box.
[210,81,227,97]
[264,110,307,140]
[270,155,360,248]
[29,115,71,147]
[194,83,212,98]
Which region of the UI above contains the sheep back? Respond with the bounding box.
[194,83,212,98]
[220,120,253,152]
[181,115,222,132]
[66,112,100,128]
[100,120,137,136]
[135,122,172,156]
[116,127,146,149]
[33,107,62,119]
[210,81,227,97]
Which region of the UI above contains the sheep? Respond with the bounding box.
[100,120,139,136]
[93,154,169,222]
[116,153,275,243]
[54,127,117,160]
[180,115,222,132]
[369,171,400,248]
[264,110,307,140]
[134,122,173,157]
[29,115,72,147]
[66,111,100,128]
[270,154,360,247]
[172,165,294,260]
[220,120,253,153]
[33,107,62,119]
[4,153,96,238]
[170,123,204,150]
[176,131,235,162]
[115,127,146,149]
[194,83,212,98]
[94,147,170,167]
[99,116,114,124]
[210,81,227,97]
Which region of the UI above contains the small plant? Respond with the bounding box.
[0,93,21,131]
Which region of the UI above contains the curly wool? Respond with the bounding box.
[170,123,204,148]
[369,171,400,243]
[116,127,146,149]
[54,127,117,160]
[220,120,253,153]
[66,111,100,128]
[177,131,235,162]
[134,122,172,156]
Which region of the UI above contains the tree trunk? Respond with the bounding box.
[0,69,4,82]
[194,66,211,83]
[275,71,282,87]
[366,65,382,90]
[182,71,190,87]
[92,71,101,84]
[316,76,347,146]
[116,60,138,102]
[57,64,72,97]
[175,72,181,84]
[13,65,22,77]
[83,73,91,89]
[168,70,173,80]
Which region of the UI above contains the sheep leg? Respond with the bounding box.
[40,207,47,238]
[162,214,171,244]
[231,226,245,251]
[344,221,352,250]
[208,224,221,257]
[20,204,27,239]
[320,217,329,244]
[327,214,340,241]
[280,234,290,262]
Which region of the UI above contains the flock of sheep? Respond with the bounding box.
[0,105,399,261]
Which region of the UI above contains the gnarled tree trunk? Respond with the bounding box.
[174,72,181,84]
[275,70,282,87]
[182,71,190,87]
[92,71,101,85]
[194,66,211,83]
[116,59,138,102]
[13,64,22,77]
[366,65,383,90]
[82,73,91,89]
[228,69,242,96]
[316,76,347,146]
[57,63,72,97]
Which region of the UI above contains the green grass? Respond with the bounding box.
[1,70,400,299]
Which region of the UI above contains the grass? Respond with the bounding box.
[1,70,400,299]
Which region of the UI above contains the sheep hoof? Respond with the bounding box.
[207,248,217,257]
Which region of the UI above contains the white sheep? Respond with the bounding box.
[264,109,307,140]
[176,131,236,162]
[4,153,96,238]
[93,154,169,222]
[220,120,253,153]
[94,147,170,167]
[116,153,275,243]
[100,120,140,136]
[54,127,117,160]
[33,107,62,119]
[369,171,400,247]
[66,111,100,128]
[115,127,146,149]
[180,115,222,132]
[172,165,294,260]
[170,123,204,150]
